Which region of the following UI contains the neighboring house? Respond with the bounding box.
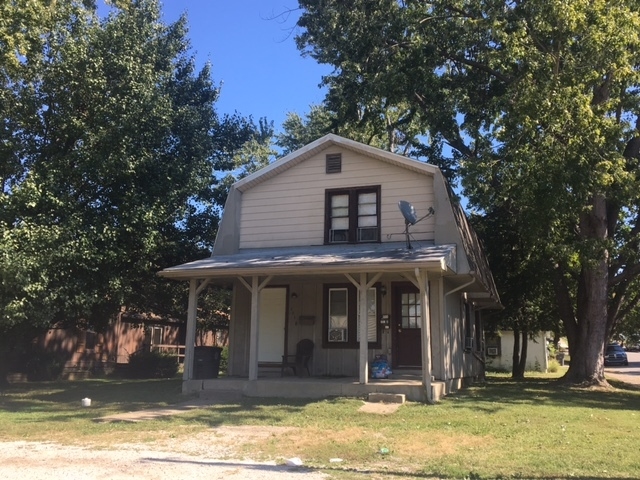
[485,331,550,372]
[159,134,501,402]
[32,311,225,379]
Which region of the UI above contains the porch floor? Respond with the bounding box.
[185,371,446,403]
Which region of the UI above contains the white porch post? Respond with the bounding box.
[345,272,381,385]
[238,275,273,381]
[248,276,260,381]
[183,278,198,381]
[358,272,369,384]
[416,268,433,403]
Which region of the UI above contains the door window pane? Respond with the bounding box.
[401,293,421,329]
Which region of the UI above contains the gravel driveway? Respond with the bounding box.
[0,438,329,480]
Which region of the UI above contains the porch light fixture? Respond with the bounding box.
[380,285,387,297]
[291,292,298,299]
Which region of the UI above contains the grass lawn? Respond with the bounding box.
[1,371,639,479]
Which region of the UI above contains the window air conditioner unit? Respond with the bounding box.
[487,347,499,356]
[328,328,346,342]
[464,337,474,351]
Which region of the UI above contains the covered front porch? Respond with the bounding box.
[159,242,494,403]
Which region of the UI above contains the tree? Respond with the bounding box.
[276,106,335,155]
[296,0,640,385]
[472,207,560,378]
[0,0,256,356]
[232,117,277,177]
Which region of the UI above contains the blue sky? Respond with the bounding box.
[160,1,330,130]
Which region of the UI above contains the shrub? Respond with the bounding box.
[127,350,178,379]
[547,358,560,373]
[219,346,228,374]
[24,349,65,381]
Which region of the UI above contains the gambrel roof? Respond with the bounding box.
[159,134,500,308]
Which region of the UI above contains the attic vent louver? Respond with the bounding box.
[326,153,342,174]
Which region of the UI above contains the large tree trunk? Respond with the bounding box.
[512,329,528,379]
[562,195,609,385]
[512,328,521,378]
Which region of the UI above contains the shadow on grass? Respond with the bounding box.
[141,456,640,480]
[149,393,336,428]
[3,374,639,426]
[452,375,640,414]
[0,378,185,416]
[0,378,319,426]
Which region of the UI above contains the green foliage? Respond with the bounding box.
[127,350,178,379]
[218,345,228,374]
[0,0,260,339]
[296,0,640,383]
[195,286,230,347]
[23,348,66,381]
[547,358,561,373]
[276,107,335,155]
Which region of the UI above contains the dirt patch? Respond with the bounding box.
[113,425,297,458]
[358,401,402,415]
[399,431,493,459]
[0,427,328,480]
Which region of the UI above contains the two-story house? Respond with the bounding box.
[159,134,501,402]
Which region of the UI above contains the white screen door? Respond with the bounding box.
[258,287,287,363]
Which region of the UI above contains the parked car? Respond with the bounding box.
[604,344,629,366]
[625,344,640,352]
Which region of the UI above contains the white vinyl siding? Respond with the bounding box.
[239,148,435,249]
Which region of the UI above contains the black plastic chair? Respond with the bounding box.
[281,339,314,377]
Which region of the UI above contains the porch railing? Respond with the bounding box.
[150,344,186,363]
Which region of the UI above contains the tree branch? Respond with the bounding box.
[616,290,640,323]
[610,262,640,287]
[413,92,474,158]
[448,54,512,84]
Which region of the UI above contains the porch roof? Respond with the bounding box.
[158,241,456,280]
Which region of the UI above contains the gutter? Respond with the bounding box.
[444,272,476,297]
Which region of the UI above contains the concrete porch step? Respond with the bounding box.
[432,381,445,402]
[367,392,406,404]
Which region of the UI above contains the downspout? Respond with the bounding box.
[444,272,476,298]
[443,273,476,389]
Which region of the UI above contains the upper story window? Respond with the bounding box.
[325,186,381,244]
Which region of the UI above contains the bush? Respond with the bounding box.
[24,349,65,381]
[547,358,560,373]
[127,350,178,379]
[219,346,228,374]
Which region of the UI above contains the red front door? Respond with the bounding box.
[392,284,422,367]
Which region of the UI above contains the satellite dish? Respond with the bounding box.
[398,200,418,225]
[397,201,435,249]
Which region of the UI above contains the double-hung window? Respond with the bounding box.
[324,284,381,348]
[326,186,380,244]
[328,288,349,342]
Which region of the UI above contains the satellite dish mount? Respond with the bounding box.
[398,200,435,249]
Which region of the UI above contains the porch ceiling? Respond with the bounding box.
[158,242,456,280]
